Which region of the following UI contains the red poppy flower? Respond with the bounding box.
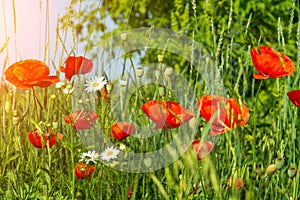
[64,110,98,130]
[287,90,300,107]
[27,128,63,148]
[74,163,95,179]
[192,140,214,161]
[127,182,134,198]
[4,59,60,89]
[111,122,136,140]
[197,95,250,136]
[60,56,93,81]
[251,46,295,79]
[141,100,194,130]
[225,177,243,189]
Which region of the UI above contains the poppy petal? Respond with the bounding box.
[251,46,295,79]
[287,90,300,107]
[65,110,98,130]
[192,140,214,161]
[141,100,193,130]
[111,122,136,140]
[197,95,249,135]
[5,59,59,89]
[61,56,93,80]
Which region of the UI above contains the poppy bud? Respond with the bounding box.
[275,158,285,170]
[76,192,83,198]
[13,110,18,117]
[136,67,144,78]
[288,167,297,179]
[66,84,72,90]
[106,82,113,93]
[120,80,127,87]
[155,69,161,79]
[266,164,277,176]
[159,86,165,97]
[143,157,152,167]
[158,54,164,63]
[121,32,128,41]
[121,112,126,120]
[13,116,19,125]
[119,143,126,151]
[164,66,173,76]
[51,94,56,100]
[5,100,11,113]
[52,121,59,129]
[189,117,196,129]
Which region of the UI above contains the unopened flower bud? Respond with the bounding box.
[106,82,113,92]
[164,66,173,76]
[66,84,72,90]
[288,167,297,179]
[136,67,144,78]
[120,80,127,87]
[155,69,161,79]
[143,157,152,167]
[121,32,128,41]
[159,86,165,97]
[266,164,277,176]
[119,143,126,151]
[13,116,19,125]
[121,112,126,120]
[275,158,285,170]
[51,94,56,100]
[189,117,196,129]
[13,110,18,117]
[158,54,164,63]
[78,99,83,104]
[52,121,59,129]
[5,100,11,113]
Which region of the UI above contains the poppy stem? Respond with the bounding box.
[32,87,44,112]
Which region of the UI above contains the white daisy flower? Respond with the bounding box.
[62,86,74,94]
[79,150,99,164]
[55,82,65,89]
[100,146,120,161]
[85,76,107,93]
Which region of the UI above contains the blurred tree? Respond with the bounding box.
[59,0,298,97]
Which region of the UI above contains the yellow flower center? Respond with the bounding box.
[107,151,114,156]
[92,82,99,87]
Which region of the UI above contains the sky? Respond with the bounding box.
[0,0,72,77]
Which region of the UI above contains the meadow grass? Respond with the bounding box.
[0,0,300,200]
